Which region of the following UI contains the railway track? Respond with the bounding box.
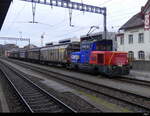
[2,58,150,112]
[115,77,150,88]
[0,61,76,113]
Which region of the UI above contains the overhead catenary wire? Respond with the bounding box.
[99,0,113,6]
[2,0,147,46]
[5,1,27,32]
[53,25,102,39]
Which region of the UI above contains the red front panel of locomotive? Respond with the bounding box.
[90,51,129,66]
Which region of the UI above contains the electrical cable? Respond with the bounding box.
[5,1,27,32]
[99,0,113,6]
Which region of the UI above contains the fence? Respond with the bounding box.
[132,60,150,72]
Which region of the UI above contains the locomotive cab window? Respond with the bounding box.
[96,44,112,51]
[96,43,112,51]
[81,41,91,50]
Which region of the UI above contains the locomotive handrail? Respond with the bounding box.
[108,52,115,65]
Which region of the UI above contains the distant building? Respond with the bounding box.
[116,0,150,61]
[0,44,19,56]
[3,44,19,50]
[24,44,37,49]
[0,44,4,56]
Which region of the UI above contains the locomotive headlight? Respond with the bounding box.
[112,66,116,69]
[118,64,123,67]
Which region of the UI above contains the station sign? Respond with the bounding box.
[144,12,150,30]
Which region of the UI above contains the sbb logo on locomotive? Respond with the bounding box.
[71,55,80,60]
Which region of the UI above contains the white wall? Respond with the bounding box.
[117,27,150,60]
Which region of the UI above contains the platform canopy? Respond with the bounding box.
[0,0,12,30]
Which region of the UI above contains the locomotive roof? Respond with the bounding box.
[19,48,27,51]
[28,47,41,51]
[41,42,80,49]
[81,39,112,44]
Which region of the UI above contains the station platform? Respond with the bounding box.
[125,70,150,82]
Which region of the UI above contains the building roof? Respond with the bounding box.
[119,0,150,30]
[141,0,150,13]
[119,13,144,30]
[0,0,12,30]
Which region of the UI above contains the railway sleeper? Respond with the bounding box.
[30,104,57,109]
[24,95,47,99]
[33,106,60,112]
[28,99,52,104]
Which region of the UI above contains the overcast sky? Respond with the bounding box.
[0,0,147,47]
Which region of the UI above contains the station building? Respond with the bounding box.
[116,0,150,61]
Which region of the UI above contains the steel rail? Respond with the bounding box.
[3,58,150,111]
[0,61,76,113]
[10,59,150,98]
[115,77,150,88]
[0,66,34,112]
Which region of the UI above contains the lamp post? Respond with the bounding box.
[19,31,22,46]
[41,32,45,47]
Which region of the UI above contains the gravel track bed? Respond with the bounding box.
[0,59,101,112]
[18,72,101,112]
[0,70,27,112]
[0,62,77,113]
[2,58,150,112]
[0,101,2,112]
[27,71,149,112]
[115,77,150,87]
[15,62,150,111]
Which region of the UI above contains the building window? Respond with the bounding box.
[120,36,124,45]
[128,35,133,44]
[138,51,145,60]
[128,51,134,61]
[138,33,144,43]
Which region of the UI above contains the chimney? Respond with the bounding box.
[141,6,144,12]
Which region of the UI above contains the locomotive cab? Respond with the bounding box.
[71,38,130,77]
[90,51,130,76]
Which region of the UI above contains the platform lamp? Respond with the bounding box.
[41,32,45,47]
[19,31,22,46]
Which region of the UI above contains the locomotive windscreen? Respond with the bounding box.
[95,40,112,51]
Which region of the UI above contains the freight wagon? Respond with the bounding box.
[40,42,80,67]
[9,49,19,59]
[27,47,41,62]
[19,49,27,60]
